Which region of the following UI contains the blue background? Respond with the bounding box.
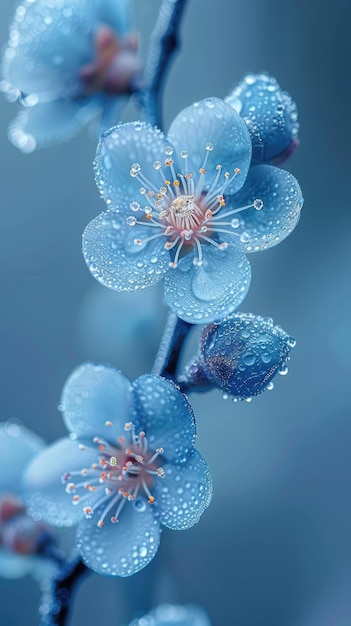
[1,0,351,624]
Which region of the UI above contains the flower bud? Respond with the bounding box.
[226,73,299,165]
[197,313,295,399]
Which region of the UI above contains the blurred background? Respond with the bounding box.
[1,0,351,624]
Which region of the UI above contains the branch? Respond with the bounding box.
[39,554,90,626]
[141,0,189,129]
[152,311,193,380]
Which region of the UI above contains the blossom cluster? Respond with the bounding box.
[1,1,303,625]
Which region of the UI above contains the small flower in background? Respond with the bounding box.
[23,363,212,577]
[180,313,296,400]
[0,422,54,578]
[1,0,141,152]
[83,97,303,324]
[129,603,212,626]
[226,73,299,165]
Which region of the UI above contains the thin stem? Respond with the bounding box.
[39,555,90,626]
[152,311,193,380]
[141,0,189,129]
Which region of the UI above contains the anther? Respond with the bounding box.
[253,198,264,210]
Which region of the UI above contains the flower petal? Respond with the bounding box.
[83,210,169,291]
[8,99,97,153]
[76,497,160,576]
[167,97,252,194]
[163,244,251,324]
[155,450,212,530]
[95,0,132,37]
[2,0,96,100]
[0,422,44,495]
[131,376,196,464]
[94,122,171,212]
[130,604,212,626]
[61,363,132,441]
[23,438,98,528]
[0,549,35,579]
[227,164,303,252]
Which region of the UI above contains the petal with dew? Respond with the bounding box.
[76,497,160,576]
[8,99,98,153]
[0,550,35,580]
[131,375,196,464]
[61,363,132,441]
[168,98,251,195]
[94,122,171,212]
[0,422,44,495]
[83,210,170,291]
[155,450,212,530]
[23,438,99,528]
[227,164,303,252]
[163,244,251,324]
[2,0,96,100]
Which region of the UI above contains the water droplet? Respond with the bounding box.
[153,160,162,170]
[126,216,136,226]
[134,498,146,512]
[165,146,174,156]
[204,98,215,108]
[243,353,256,366]
[205,142,214,151]
[180,150,188,158]
[253,198,264,211]
[130,163,141,177]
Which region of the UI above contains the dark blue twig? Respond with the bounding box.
[152,311,193,381]
[141,0,189,129]
[39,554,89,626]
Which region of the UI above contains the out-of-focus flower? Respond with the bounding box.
[129,604,212,626]
[226,73,299,165]
[1,0,141,152]
[23,363,212,577]
[180,313,296,400]
[83,97,302,324]
[0,422,53,578]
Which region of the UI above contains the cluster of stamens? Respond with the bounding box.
[62,421,165,528]
[126,143,264,268]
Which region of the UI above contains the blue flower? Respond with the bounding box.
[129,604,212,626]
[83,97,303,324]
[183,313,296,400]
[0,422,48,578]
[226,73,299,165]
[1,0,141,152]
[23,363,212,577]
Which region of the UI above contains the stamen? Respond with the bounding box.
[211,202,256,221]
[169,240,184,268]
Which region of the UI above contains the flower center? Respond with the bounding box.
[170,194,198,218]
[62,421,165,528]
[79,26,140,95]
[126,143,264,268]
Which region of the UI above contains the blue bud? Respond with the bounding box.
[226,73,299,165]
[199,313,295,399]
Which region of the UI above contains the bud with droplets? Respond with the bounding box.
[181,313,295,399]
[226,73,299,165]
